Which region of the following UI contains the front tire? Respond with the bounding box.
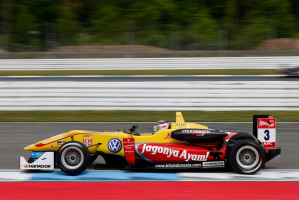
[229,139,265,174]
[56,141,90,175]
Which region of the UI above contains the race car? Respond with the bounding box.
[20,112,281,175]
[278,65,299,76]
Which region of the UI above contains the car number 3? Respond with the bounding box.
[264,130,270,141]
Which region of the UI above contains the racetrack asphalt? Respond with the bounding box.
[0,122,296,169]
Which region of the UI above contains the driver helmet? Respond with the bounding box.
[153,120,171,134]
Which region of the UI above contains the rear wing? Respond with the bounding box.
[253,115,276,149]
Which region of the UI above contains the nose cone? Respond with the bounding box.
[24,144,35,151]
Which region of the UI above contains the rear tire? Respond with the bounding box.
[56,141,90,175]
[229,139,265,174]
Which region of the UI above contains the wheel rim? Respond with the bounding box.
[236,146,259,170]
[61,146,84,170]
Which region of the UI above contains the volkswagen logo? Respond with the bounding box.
[108,138,122,153]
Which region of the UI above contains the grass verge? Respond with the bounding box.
[0,69,279,76]
[0,111,298,122]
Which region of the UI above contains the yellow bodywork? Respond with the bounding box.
[24,112,208,156]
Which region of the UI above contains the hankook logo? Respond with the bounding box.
[23,164,51,168]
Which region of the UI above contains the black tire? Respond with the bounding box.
[56,141,90,175]
[228,139,265,174]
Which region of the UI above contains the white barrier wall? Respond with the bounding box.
[0,81,298,111]
[0,57,298,70]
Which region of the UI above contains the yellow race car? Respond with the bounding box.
[20,112,280,175]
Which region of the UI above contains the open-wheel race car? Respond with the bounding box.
[20,112,281,175]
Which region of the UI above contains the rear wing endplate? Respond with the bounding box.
[253,115,276,149]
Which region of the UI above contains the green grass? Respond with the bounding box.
[0,69,279,76]
[0,111,298,122]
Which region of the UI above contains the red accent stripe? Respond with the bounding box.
[1,182,299,200]
[34,143,45,147]
[34,132,97,147]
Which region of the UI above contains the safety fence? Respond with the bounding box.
[0,81,298,111]
[0,56,298,70]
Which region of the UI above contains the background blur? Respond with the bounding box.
[0,0,299,57]
[1,0,298,172]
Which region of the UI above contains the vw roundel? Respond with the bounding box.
[108,138,122,153]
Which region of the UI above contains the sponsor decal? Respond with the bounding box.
[202,161,225,168]
[123,138,135,167]
[155,163,201,169]
[23,164,51,169]
[83,134,93,137]
[138,143,210,162]
[30,152,44,159]
[57,141,66,145]
[50,145,55,148]
[164,133,172,139]
[258,118,276,128]
[257,118,276,149]
[181,129,211,136]
[262,142,276,149]
[108,138,122,153]
[83,139,93,147]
